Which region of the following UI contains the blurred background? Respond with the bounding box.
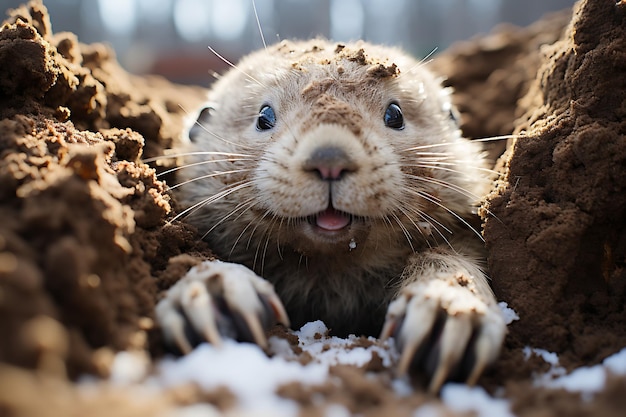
[0,0,575,85]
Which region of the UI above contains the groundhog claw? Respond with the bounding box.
[156,260,289,354]
[381,279,506,393]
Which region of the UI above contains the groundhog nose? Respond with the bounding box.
[303,146,358,180]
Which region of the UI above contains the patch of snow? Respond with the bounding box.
[392,376,414,397]
[267,334,297,359]
[523,347,568,386]
[549,366,606,392]
[324,404,352,417]
[603,347,626,374]
[109,350,150,385]
[167,404,221,417]
[524,346,626,394]
[154,340,326,415]
[295,320,397,368]
[297,320,328,339]
[151,321,401,416]
[498,302,520,325]
[523,347,559,366]
[101,320,533,416]
[412,403,444,417]
[441,384,515,417]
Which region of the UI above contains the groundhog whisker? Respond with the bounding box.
[390,212,416,252]
[408,162,467,172]
[402,143,460,152]
[201,196,257,241]
[406,173,486,204]
[409,158,502,177]
[471,134,522,142]
[228,205,264,258]
[404,204,457,251]
[169,168,254,190]
[208,45,266,88]
[157,158,256,177]
[416,208,453,236]
[401,133,514,153]
[401,47,438,76]
[395,206,435,245]
[230,210,272,259]
[405,157,456,166]
[412,190,484,243]
[253,212,279,273]
[409,168,502,223]
[404,208,441,240]
[260,216,280,275]
[378,215,395,237]
[411,150,454,157]
[192,120,259,151]
[167,196,213,225]
[275,217,286,260]
[142,151,254,164]
[256,153,283,167]
[246,209,273,253]
[169,180,252,223]
[403,134,519,156]
[399,204,454,245]
[251,0,267,50]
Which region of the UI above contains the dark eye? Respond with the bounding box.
[384,102,404,130]
[256,105,276,131]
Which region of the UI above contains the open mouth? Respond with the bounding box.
[308,207,352,232]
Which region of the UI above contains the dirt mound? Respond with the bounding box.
[0,0,212,379]
[484,0,626,371]
[431,9,570,160]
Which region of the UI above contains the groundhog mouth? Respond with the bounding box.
[307,206,352,232]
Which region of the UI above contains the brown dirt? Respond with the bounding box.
[430,8,571,161]
[483,0,626,374]
[0,0,213,381]
[1,0,625,416]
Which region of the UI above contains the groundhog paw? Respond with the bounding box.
[380,278,506,393]
[155,260,289,354]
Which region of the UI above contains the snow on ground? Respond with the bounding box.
[101,304,626,415]
[101,319,520,416]
[151,320,394,415]
[440,384,515,417]
[270,320,397,368]
[498,302,520,325]
[524,346,626,394]
[155,341,317,414]
[80,297,626,416]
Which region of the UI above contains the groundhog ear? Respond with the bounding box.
[439,87,460,127]
[446,103,461,126]
[188,104,216,143]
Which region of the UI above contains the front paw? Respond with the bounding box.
[380,276,506,393]
[155,260,289,354]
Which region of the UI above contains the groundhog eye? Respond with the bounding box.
[256,105,276,131]
[384,102,404,130]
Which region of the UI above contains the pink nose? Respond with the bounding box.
[303,146,358,180]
